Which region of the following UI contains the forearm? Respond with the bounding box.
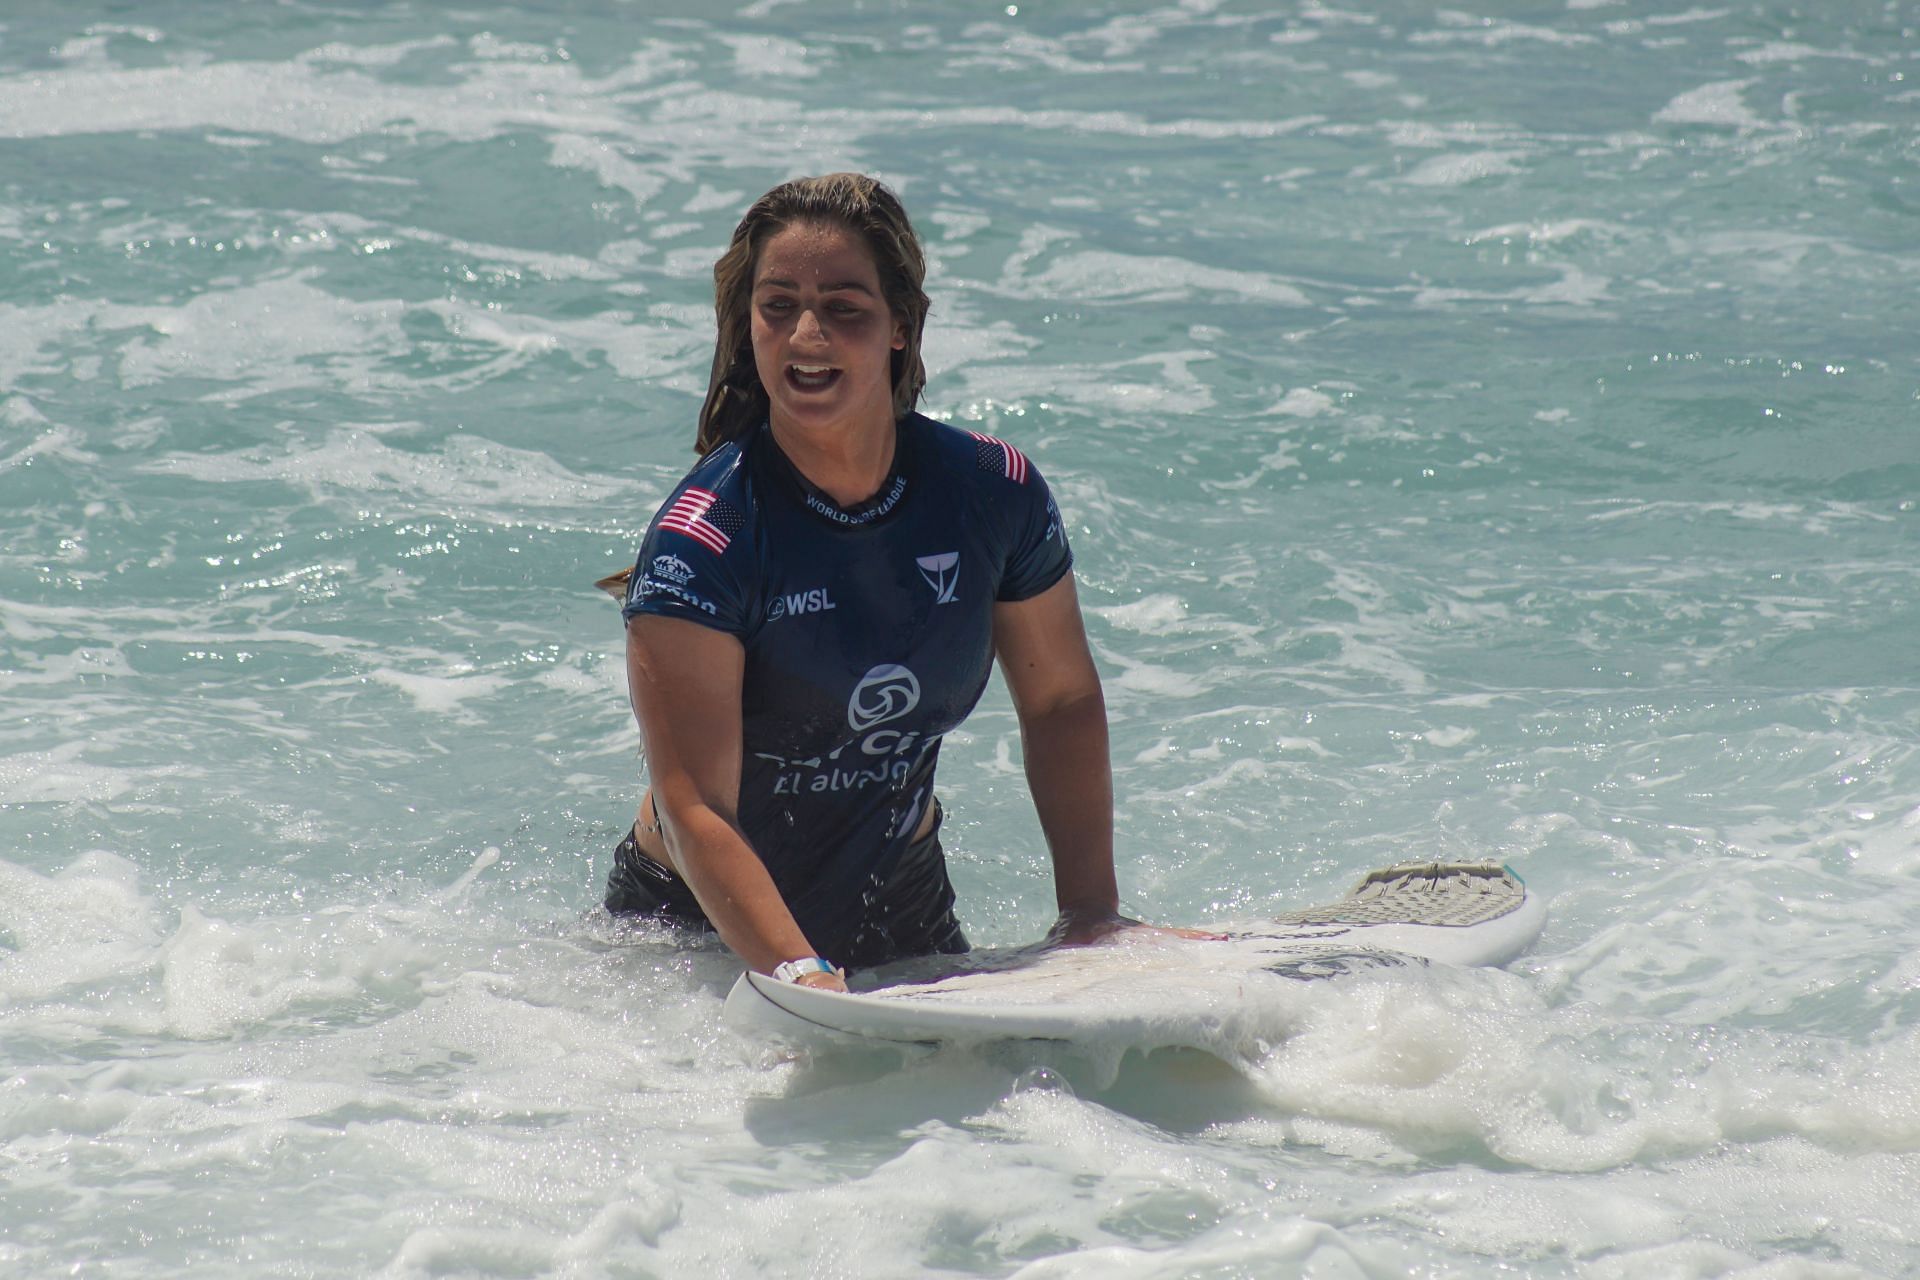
[1019,689,1120,916]
[660,800,823,974]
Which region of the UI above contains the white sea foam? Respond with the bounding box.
[366,668,513,720]
[0,852,161,1001]
[0,421,97,474]
[0,50,642,145]
[137,429,631,523]
[1002,249,1312,307]
[120,270,408,391]
[940,351,1222,417]
[0,743,146,806]
[302,36,458,68]
[1466,217,1634,246]
[1734,41,1865,66]
[1263,387,1337,417]
[1413,262,1613,308]
[1410,14,1600,47]
[1422,726,1476,747]
[1655,79,1767,129]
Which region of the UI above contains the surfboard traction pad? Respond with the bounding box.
[1268,861,1526,929]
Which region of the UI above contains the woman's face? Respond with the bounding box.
[748,221,905,440]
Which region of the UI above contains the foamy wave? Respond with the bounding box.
[0,48,641,145]
[1253,963,1920,1171]
[137,429,632,522]
[1655,79,1767,130]
[1401,150,1530,187]
[0,744,147,806]
[999,249,1312,308]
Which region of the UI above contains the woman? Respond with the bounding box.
[607,173,1142,993]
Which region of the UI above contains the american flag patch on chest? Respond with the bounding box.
[659,486,744,555]
[969,431,1029,484]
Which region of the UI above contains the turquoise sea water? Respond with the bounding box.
[3,2,1917,1275]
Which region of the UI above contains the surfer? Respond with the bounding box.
[606,173,1160,992]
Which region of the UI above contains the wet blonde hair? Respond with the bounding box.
[695,173,930,456]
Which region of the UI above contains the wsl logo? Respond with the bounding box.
[916,552,959,605]
[767,586,836,622]
[848,664,920,732]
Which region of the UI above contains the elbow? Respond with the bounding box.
[652,789,737,870]
[1020,684,1108,737]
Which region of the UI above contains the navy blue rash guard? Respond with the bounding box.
[621,412,1073,961]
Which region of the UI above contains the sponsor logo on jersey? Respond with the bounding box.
[916,552,960,605]
[758,664,931,797]
[650,554,695,586]
[1044,498,1064,544]
[636,576,718,616]
[769,756,920,795]
[767,587,837,622]
[848,663,920,731]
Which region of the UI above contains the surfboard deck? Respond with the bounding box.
[723,861,1546,1053]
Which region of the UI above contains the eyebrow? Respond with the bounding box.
[754,275,878,296]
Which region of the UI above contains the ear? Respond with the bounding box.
[891,315,908,352]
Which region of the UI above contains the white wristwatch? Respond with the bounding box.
[772,957,842,984]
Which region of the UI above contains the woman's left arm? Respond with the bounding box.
[992,572,1131,943]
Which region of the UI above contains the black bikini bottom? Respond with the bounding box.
[603,806,968,972]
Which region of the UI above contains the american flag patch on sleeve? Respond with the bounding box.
[659,486,743,555]
[969,431,1029,485]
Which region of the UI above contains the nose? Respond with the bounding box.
[794,306,826,346]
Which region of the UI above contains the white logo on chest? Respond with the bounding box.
[848,664,920,731]
[916,552,959,605]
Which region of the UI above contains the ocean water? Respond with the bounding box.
[2,0,1916,1275]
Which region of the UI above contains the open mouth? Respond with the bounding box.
[786,363,841,392]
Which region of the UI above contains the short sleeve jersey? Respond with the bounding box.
[622,413,1072,958]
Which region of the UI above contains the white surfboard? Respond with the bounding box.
[723,861,1546,1054]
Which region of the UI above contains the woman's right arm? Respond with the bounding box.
[625,613,847,991]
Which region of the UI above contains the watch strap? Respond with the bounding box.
[772,957,841,984]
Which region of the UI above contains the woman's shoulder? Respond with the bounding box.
[905,412,1070,599]
[672,434,756,500]
[635,436,766,581]
[907,412,1043,491]
[651,433,766,531]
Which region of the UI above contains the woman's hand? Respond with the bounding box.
[1047,906,1137,947]
[790,969,849,992]
[1046,907,1227,947]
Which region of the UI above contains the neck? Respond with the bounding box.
[768,412,898,507]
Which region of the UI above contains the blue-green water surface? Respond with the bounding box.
[3,2,1918,1276]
